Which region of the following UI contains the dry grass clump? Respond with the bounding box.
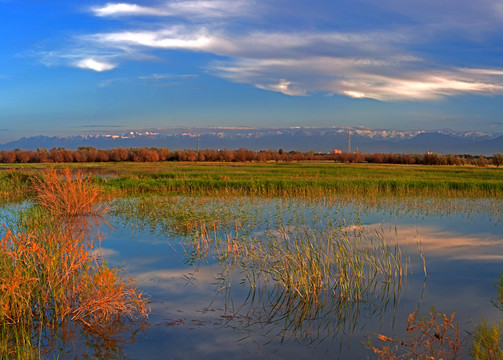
[0,228,148,324]
[0,168,148,358]
[372,310,466,359]
[32,168,108,216]
[71,265,148,329]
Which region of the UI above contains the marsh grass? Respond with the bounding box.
[176,221,407,349]
[115,196,408,308]
[114,195,408,346]
[469,275,503,360]
[0,171,32,203]
[196,223,404,305]
[470,320,503,360]
[32,168,109,216]
[0,169,149,358]
[95,162,503,198]
[1,163,502,201]
[112,196,260,238]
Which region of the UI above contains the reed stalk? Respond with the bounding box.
[0,169,149,358]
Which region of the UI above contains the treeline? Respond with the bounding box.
[0,147,502,166]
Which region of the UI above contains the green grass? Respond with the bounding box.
[3,162,500,199]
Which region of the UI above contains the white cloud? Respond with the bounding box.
[460,68,503,76]
[61,23,503,99]
[337,71,503,101]
[343,90,366,98]
[93,28,215,50]
[91,0,253,19]
[92,3,162,16]
[494,0,503,16]
[37,1,503,101]
[75,58,116,71]
[211,56,503,100]
[256,79,306,96]
[138,73,197,80]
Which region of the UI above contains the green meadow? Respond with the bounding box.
[0,162,502,200]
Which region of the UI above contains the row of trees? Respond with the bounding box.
[0,147,502,166]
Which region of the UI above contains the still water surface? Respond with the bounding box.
[97,196,502,359]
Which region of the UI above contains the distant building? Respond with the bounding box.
[333,149,342,154]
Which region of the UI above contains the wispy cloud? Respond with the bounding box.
[256,79,306,96]
[34,0,503,100]
[33,47,121,73]
[138,73,197,80]
[78,124,125,128]
[91,0,255,19]
[75,58,116,71]
[92,3,163,17]
[335,69,503,100]
[212,56,503,100]
[91,27,215,50]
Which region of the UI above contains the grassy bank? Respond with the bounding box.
[1,162,502,199]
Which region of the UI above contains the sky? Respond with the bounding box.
[1,0,503,142]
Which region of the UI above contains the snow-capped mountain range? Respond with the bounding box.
[1,127,502,155]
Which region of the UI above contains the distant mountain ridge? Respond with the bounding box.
[1,127,502,156]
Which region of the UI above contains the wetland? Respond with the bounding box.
[0,162,502,359]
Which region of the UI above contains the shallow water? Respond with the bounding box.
[99,196,502,359]
[1,196,502,359]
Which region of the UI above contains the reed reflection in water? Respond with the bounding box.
[105,195,502,359]
[0,169,149,359]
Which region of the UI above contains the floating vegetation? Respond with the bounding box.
[111,196,253,237]
[371,310,466,360]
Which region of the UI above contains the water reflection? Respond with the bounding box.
[2,194,501,359]
[0,203,148,359]
[105,195,502,359]
[29,316,148,359]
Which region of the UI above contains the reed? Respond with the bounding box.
[182,214,406,347]
[32,168,109,216]
[0,171,32,203]
[183,201,404,309]
[233,225,401,304]
[470,320,503,360]
[0,169,148,358]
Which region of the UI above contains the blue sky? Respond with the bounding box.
[1,0,503,142]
